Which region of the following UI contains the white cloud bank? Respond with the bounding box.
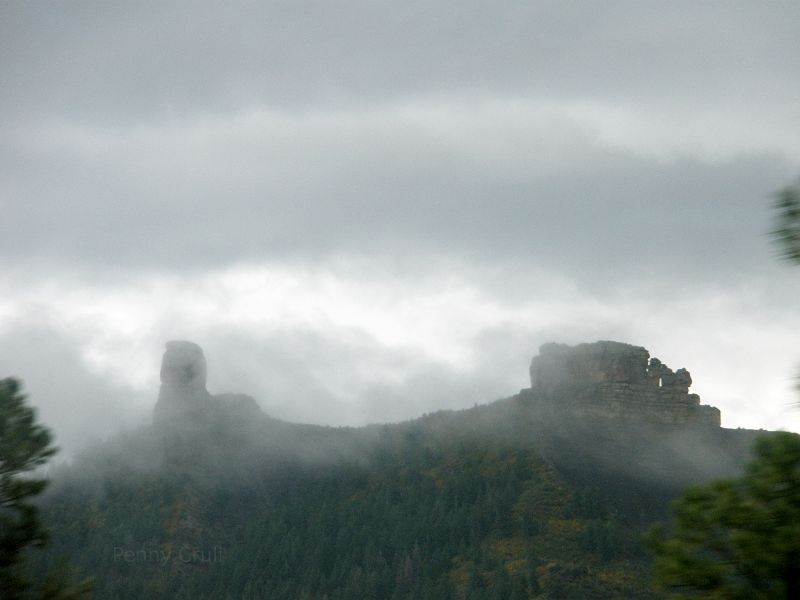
[3,260,798,455]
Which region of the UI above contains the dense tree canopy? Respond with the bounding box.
[651,432,800,599]
[31,413,667,599]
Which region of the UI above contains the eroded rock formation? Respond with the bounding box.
[153,340,261,432]
[153,339,722,435]
[527,341,720,427]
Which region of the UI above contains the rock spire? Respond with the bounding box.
[153,340,260,432]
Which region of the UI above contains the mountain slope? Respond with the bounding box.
[31,341,763,599]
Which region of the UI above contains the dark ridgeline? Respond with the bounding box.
[33,340,764,599]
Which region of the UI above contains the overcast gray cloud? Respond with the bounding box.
[1,2,799,453]
[1,103,794,285]
[2,2,799,119]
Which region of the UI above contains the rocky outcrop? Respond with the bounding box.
[530,341,650,389]
[527,341,721,427]
[153,339,722,436]
[153,341,213,429]
[153,341,262,433]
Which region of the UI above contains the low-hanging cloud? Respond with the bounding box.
[1,261,798,458]
[0,317,148,457]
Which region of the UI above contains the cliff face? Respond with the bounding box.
[153,339,723,433]
[527,341,721,427]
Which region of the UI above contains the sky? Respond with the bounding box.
[1,1,799,454]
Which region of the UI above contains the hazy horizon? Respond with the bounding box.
[2,1,799,455]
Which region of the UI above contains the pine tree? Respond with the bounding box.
[651,432,800,598]
[0,378,92,600]
[0,378,56,598]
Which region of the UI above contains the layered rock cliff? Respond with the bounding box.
[525,340,721,427]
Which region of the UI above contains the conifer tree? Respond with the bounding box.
[651,432,800,599]
[0,378,92,600]
[0,378,56,598]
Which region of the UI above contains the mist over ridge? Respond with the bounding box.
[4,3,799,597]
[2,2,800,455]
[28,336,770,599]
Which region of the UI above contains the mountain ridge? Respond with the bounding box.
[32,339,767,599]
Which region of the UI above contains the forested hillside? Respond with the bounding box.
[29,341,762,599]
[33,400,759,599]
[36,414,644,598]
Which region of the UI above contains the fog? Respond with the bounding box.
[1,2,800,457]
[48,337,759,534]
